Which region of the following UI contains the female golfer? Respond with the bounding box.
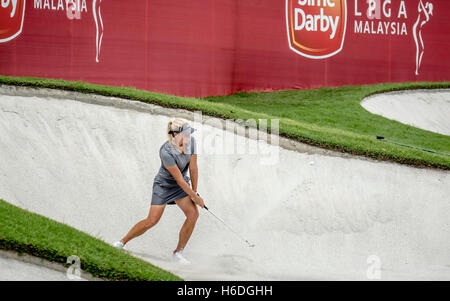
[413,0,433,75]
[113,118,204,264]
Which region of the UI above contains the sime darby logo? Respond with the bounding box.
[286,0,347,59]
[0,0,26,43]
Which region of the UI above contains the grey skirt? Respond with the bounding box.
[151,181,189,206]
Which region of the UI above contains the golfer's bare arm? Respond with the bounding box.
[165,165,195,197]
[188,154,198,193]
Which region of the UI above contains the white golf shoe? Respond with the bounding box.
[112,240,127,251]
[173,249,190,265]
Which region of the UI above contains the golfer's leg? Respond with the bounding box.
[121,205,166,245]
[175,196,199,251]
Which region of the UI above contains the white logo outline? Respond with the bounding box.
[285,0,348,59]
[0,0,26,43]
[93,0,103,63]
[413,0,433,75]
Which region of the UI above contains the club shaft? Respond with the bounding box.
[205,208,253,247]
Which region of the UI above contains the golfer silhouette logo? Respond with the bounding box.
[413,0,433,76]
[93,0,104,63]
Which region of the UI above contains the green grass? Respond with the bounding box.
[0,199,183,281]
[203,83,450,169]
[0,75,449,169]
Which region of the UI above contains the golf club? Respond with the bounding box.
[196,193,255,248]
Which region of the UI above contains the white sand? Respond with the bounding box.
[362,89,450,136]
[0,256,79,281]
[0,88,449,280]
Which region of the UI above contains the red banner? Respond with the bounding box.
[0,0,449,97]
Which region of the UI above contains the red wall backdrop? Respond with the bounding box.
[1,0,449,97]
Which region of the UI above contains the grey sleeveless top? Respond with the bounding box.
[153,136,197,186]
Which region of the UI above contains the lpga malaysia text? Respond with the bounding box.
[192,111,280,166]
[33,0,88,20]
